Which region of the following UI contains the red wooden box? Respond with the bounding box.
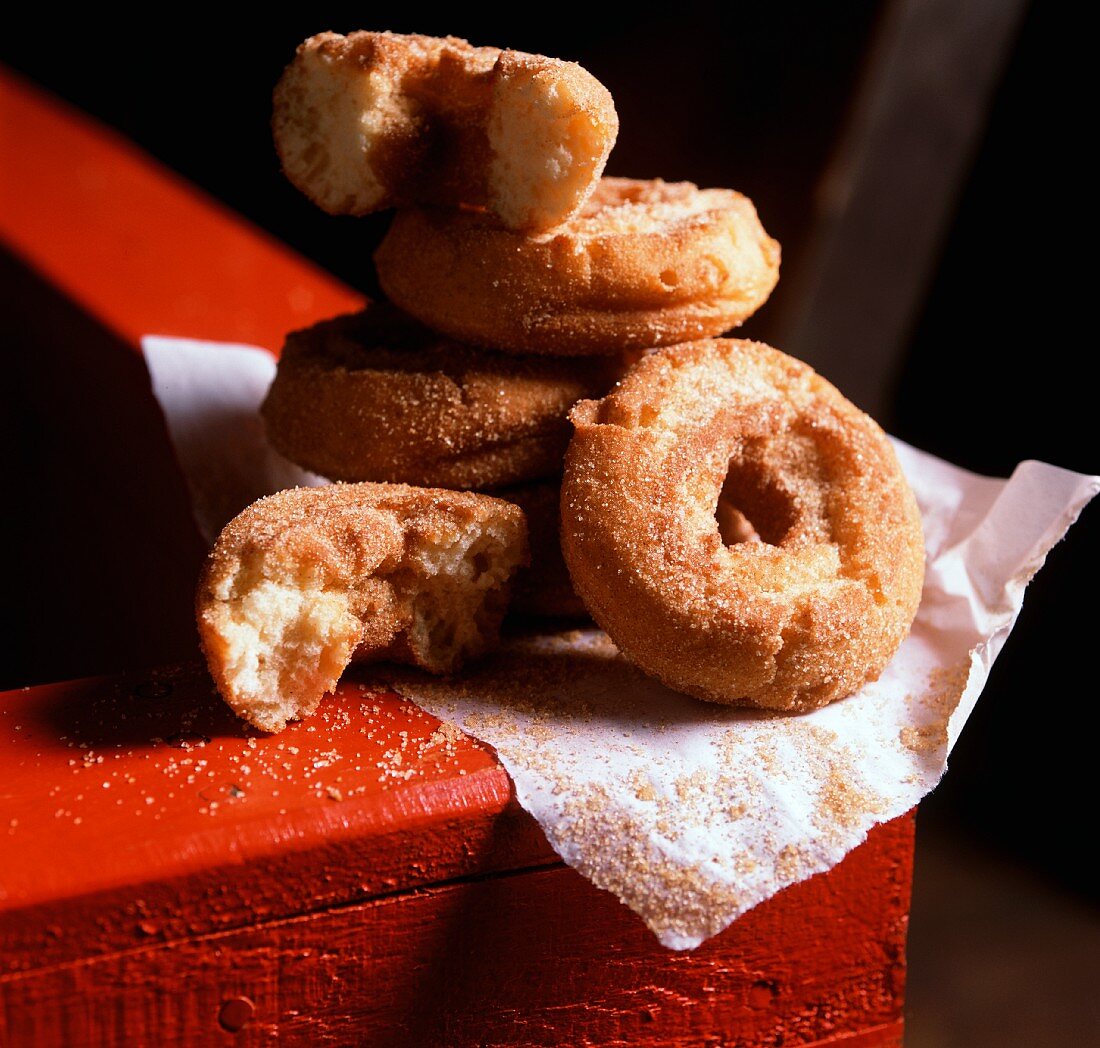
[0,69,912,1046]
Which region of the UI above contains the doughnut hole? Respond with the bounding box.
[715,502,761,546]
[716,457,798,546]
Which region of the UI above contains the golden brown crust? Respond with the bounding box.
[498,481,588,618]
[560,339,925,712]
[197,483,527,732]
[374,177,780,356]
[260,305,626,489]
[272,31,618,231]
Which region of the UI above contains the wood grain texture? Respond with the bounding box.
[1,817,912,1047]
[0,667,549,974]
[1,664,914,1046]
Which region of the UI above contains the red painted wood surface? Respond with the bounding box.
[1,668,910,1048]
[0,67,362,351]
[0,66,914,1046]
[2,854,908,1046]
[0,666,534,973]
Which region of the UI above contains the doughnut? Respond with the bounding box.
[273,31,618,232]
[374,177,780,356]
[560,339,924,712]
[500,481,588,618]
[196,483,527,732]
[260,305,625,490]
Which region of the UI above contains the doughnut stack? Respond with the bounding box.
[263,31,779,616]
[196,30,924,733]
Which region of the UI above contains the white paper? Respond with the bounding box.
[144,336,325,542]
[145,335,1099,949]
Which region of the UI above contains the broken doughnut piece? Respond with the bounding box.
[196,483,528,732]
[273,31,618,231]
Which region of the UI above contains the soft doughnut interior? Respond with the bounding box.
[489,56,616,230]
[273,40,398,215]
[383,518,523,671]
[198,487,527,733]
[203,567,364,734]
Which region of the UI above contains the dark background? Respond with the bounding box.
[2,0,1094,912]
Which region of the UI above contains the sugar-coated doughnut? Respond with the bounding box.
[561,339,924,712]
[500,481,588,618]
[374,177,780,356]
[273,31,618,232]
[197,483,527,732]
[261,306,625,490]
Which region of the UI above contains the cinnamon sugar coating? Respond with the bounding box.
[561,340,924,712]
[375,177,780,356]
[261,306,624,489]
[197,483,527,732]
[273,31,617,231]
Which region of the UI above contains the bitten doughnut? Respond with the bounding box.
[375,177,780,356]
[273,31,618,231]
[197,483,527,732]
[500,481,588,618]
[561,339,924,712]
[261,306,625,489]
